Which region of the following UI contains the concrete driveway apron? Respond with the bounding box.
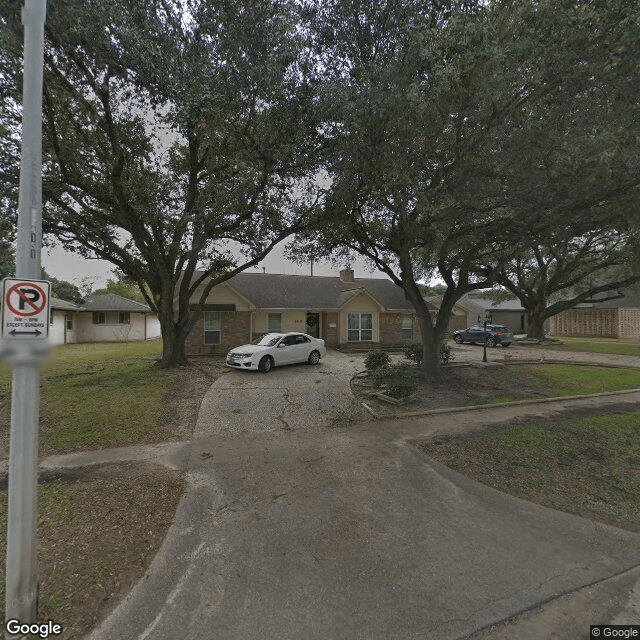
[87,351,640,640]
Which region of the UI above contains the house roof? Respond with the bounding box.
[215,272,414,311]
[457,293,524,313]
[589,293,640,309]
[83,294,153,313]
[50,297,80,311]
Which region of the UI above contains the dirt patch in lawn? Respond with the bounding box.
[154,356,227,443]
[415,407,640,533]
[353,362,640,415]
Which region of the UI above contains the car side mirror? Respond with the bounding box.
[277,343,286,348]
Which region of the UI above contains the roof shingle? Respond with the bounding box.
[221,272,413,310]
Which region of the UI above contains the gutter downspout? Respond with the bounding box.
[249,310,255,343]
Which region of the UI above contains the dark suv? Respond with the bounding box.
[452,324,513,347]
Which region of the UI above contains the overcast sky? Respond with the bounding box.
[41,240,390,290]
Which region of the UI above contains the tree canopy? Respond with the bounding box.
[1,0,321,365]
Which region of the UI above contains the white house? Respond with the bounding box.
[48,294,160,345]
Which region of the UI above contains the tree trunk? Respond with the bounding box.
[157,307,190,367]
[525,306,547,340]
[417,312,442,379]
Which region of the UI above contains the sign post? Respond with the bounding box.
[2,0,48,634]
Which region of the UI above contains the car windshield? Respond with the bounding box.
[256,334,283,347]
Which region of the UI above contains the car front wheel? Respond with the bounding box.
[308,350,320,365]
[258,355,273,373]
[453,335,464,344]
[486,337,496,347]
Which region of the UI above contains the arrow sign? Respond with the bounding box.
[2,277,50,340]
[9,329,42,337]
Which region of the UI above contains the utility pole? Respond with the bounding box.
[3,0,48,633]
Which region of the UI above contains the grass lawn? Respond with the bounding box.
[539,337,640,357]
[418,411,640,532]
[469,363,640,405]
[0,339,175,456]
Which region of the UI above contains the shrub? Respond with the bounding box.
[403,343,423,366]
[404,342,455,366]
[370,363,421,398]
[364,351,391,371]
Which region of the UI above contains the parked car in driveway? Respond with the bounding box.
[226,332,327,373]
[452,324,513,347]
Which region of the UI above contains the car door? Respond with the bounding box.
[291,334,311,363]
[466,325,483,343]
[275,335,297,365]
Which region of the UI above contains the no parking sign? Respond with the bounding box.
[2,278,50,339]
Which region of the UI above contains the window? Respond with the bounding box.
[65,314,73,331]
[401,314,413,342]
[347,313,373,341]
[92,311,130,325]
[267,313,282,332]
[204,311,221,345]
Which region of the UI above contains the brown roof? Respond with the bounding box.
[222,272,414,310]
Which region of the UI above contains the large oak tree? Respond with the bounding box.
[1,0,320,366]
[291,0,638,374]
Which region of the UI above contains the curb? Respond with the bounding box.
[392,388,640,419]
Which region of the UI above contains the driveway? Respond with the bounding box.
[87,350,640,640]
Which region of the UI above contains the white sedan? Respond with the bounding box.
[226,332,327,373]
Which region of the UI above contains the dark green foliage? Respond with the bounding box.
[403,343,424,367]
[49,277,83,304]
[0,0,320,367]
[364,351,391,371]
[370,364,421,399]
[91,270,147,305]
[404,342,454,366]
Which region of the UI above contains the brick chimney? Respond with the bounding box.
[339,268,354,283]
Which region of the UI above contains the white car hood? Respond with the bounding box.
[229,344,271,354]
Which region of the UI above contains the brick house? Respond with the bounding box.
[184,269,421,355]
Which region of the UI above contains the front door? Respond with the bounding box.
[306,312,320,338]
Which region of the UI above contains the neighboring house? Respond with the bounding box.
[425,296,470,334]
[48,294,161,345]
[49,297,81,345]
[549,294,640,339]
[183,269,420,354]
[454,293,549,335]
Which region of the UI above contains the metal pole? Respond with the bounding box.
[4,0,48,632]
[482,318,488,363]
